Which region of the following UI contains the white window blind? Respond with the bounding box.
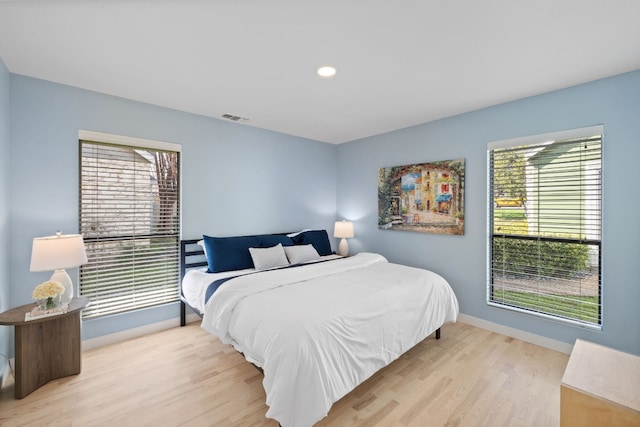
[79,134,181,319]
[487,126,602,329]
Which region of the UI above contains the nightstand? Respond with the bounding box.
[0,296,89,399]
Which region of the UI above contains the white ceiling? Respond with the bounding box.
[0,1,639,144]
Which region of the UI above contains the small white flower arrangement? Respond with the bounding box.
[32,280,65,310]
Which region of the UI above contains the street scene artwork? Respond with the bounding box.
[378,159,465,235]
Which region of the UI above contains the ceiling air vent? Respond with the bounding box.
[222,113,248,122]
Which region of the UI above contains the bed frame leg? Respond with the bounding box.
[180,301,186,327]
[435,328,441,340]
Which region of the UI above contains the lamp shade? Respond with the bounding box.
[333,221,354,239]
[30,233,88,272]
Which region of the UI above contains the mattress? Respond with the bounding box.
[181,254,342,314]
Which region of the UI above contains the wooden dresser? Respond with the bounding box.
[561,339,640,427]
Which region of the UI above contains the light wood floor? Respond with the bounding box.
[0,321,569,426]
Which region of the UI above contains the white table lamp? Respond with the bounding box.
[30,232,88,303]
[334,221,354,256]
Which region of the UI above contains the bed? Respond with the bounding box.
[180,230,459,427]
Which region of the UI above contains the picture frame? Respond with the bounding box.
[378,158,465,235]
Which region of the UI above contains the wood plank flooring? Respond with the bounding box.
[0,321,568,426]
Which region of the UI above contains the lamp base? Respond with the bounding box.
[50,269,74,304]
[338,238,350,257]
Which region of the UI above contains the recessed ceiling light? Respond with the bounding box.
[317,66,337,78]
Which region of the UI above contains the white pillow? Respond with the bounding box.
[197,240,208,258]
[248,244,290,270]
[284,244,320,264]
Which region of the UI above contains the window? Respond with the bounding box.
[487,126,602,329]
[79,130,181,319]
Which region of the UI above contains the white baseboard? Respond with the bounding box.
[82,313,201,351]
[457,313,573,354]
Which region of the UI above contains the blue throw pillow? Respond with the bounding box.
[259,234,294,247]
[291,230,333,256]
[202,235,261,273]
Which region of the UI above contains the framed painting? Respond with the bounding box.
[378,159,465,235]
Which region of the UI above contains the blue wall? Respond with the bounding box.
[8,75,338,341]
[4,67,639,356]
[0,58,10,372]
[337,70,640,355]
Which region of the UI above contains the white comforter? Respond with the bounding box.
[201,252,459,427]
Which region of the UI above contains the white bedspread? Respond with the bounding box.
[201,252,459,427]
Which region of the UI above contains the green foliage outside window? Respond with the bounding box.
[492,236,591,279]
